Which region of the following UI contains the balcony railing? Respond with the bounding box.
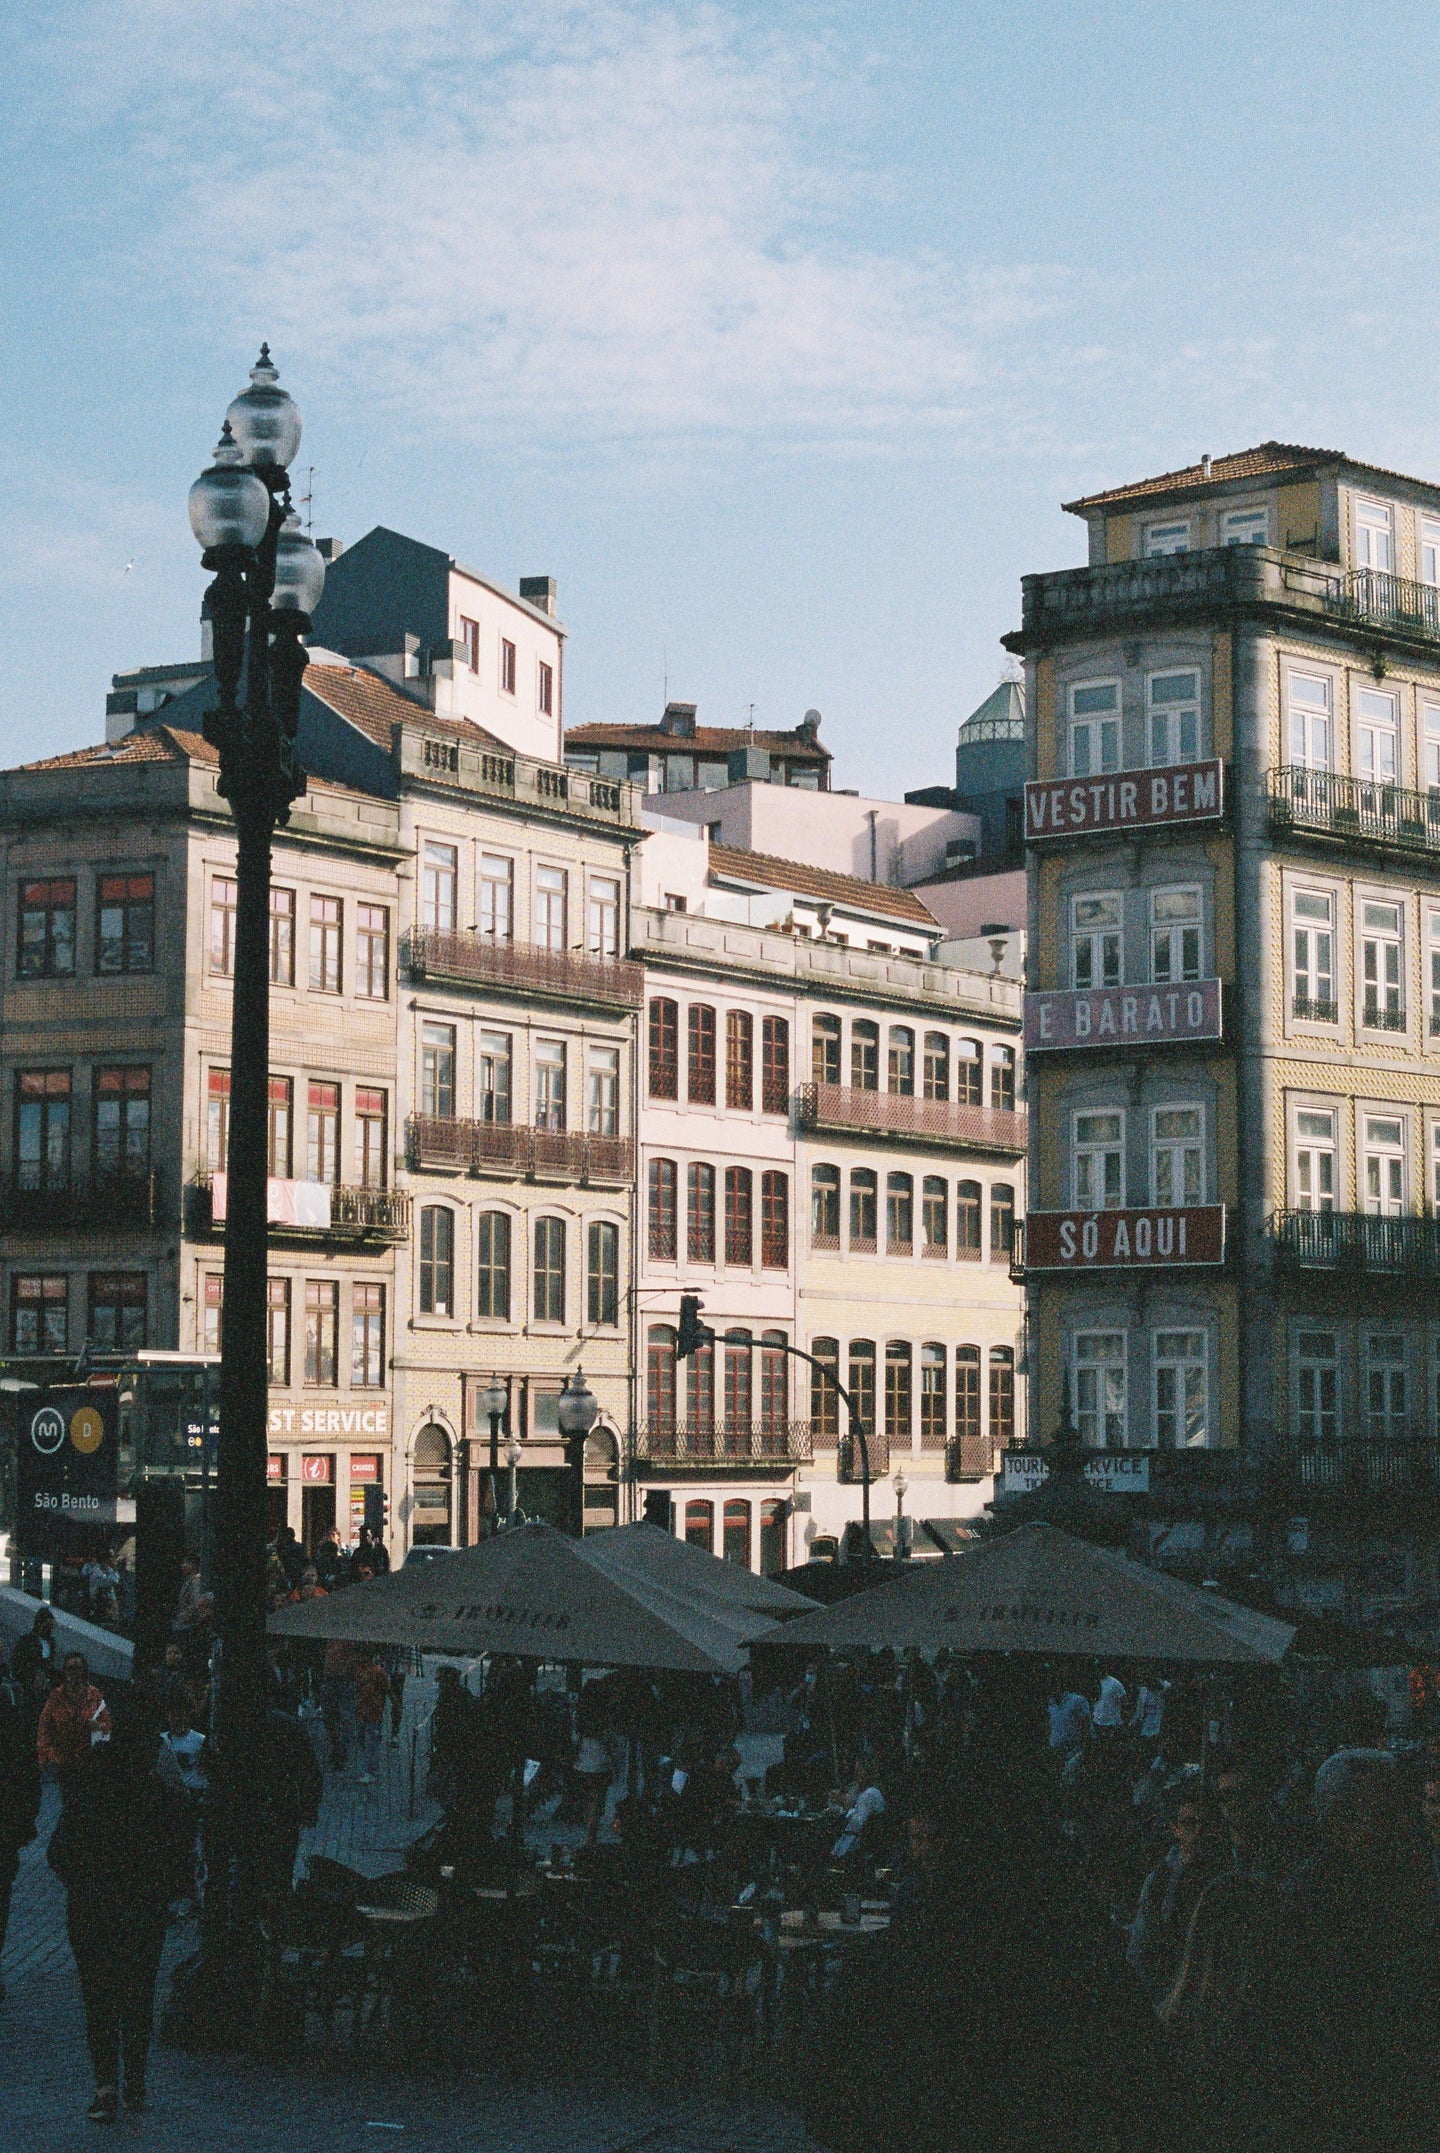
[3,1171,160,1232]
[638,1420,813,1469]
[796,1083,1026,1157]
[1285,1441,1440,1496]
[947,1435,996,1483]
[1267,765,1440,863]
[404,930,644,1009]
[1292,995,1338,1024]
[1271,1210,1440,1278]
[406,1115,635,1183]
[194,1175,411,1242]
[1333,568,1440,634]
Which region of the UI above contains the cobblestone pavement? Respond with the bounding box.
[0,1677,820,2153]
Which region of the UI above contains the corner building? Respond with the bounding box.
[1010,443,1440,1626]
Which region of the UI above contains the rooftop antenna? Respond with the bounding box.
[746,703,756,733]
[297,465,316,538]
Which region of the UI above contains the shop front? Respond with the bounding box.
[266,1398,392,1556]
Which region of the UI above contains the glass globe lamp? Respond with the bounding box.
[272,512,326,618]
[225,343,302,472]
[188,423,270,553]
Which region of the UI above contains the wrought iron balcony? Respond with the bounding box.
[1270,1209,1440,1278]
[406,1115,635,1183]
[404,929,643,1009]
[1267,765,1440,864]
[3,1171,160,1232]
[947,1434,996,1483]
[637,1420,813,1470]
[193,1174,410,1242]
[1333,568,1440,635]
[1284,1440,1440,1497]
[796,1082,1026,1157]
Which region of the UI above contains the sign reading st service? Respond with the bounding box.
[16,1384,121,1556]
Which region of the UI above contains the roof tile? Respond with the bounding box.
[305,665,506,753]
[567,722,828,761]
[708,843,938,927]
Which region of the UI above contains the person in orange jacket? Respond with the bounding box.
[37,1654,111,1789]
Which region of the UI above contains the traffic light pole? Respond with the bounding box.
[676,1297,874,1560]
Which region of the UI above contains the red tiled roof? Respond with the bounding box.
[708,844,939,927]
[305,665,506,753]
[1064,439,1440,515]
[566,722,829,762]
[18,725,219,773]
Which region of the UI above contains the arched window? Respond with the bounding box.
[954,1346,982,1478]
[887,1172,914,1254]
[724,1167,753,1266]
[957,1039,984,1107]
[726,1010,754,1111]
[684,1499,714,1553]
[885,1340,913,1451]
[849,1169,878,1251]
[586,1220,619,1328]
[888,1026,915,1096]
[761,1170,789,1269]
[418,1205,454,1316]
[811,1164,841,1246]
[923,1032,950,1102]
[811,1337,839,1443]
[922,1176,947,1255]
[648,998,678,1098]
[759,1497,788,1578]
[648,1157,678,1260]
[688,1004,716,1103]
[812,1013,842,1087]
[647,1324,677,1437]
[851,1021,879,1091]
[687,1162,716,1263]
[762,1016,790,1114]
[990,1346,1016,1450]
[760,1331,788,1448]
[723,1498,752,1568]
[957,1180,982,1257]
[476,1210,511,1319]
[411,1423,452,1547]
[991,1045,1016,1113]
[991,1183,1015,1257]
[847,1340,883,1477]
[723,1330,752,1455]
[685,1331,714,1438]
[920,1344,946,1448]
[533,1217,566,1323]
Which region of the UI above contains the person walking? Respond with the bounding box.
[355,1650,388,1785]
[0,1651,42,2002]
[48,1696,192,2121]
[10,1606,57,1726]
[319,1637,360,1772]
[37,1653,111,1792]
[1128,1792,1224,2003]
[258,1704,324,1903]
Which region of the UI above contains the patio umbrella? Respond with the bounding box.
[268,1520,751,1674]
[585,1520,819,1617]
[771,1523,1296,1666]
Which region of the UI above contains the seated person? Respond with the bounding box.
[831,1761,886,1862]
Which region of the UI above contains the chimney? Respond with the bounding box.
[799,707,821,742]
[315,537,345,562]
[520,575,557,617]
[661,702,697,739]
[1200,455,1212,481]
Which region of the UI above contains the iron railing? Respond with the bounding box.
[1286,1441,1440,1496]
[1292,995,1338,1024]
[1271,1210,1440,1277]
[638,1420,814,1468]
[404,929,644,1008]
[406,1115,635,1183]
[192,1176,410,1241]
[947,1435,996,1482]
[4,1171,160,1231]
[1332,568,1440,634]
[1267,765,1440,863]
[796,1082,1026,1156]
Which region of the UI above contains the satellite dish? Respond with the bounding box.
[804,709,821,724]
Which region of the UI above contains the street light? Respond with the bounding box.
[187,347,325,2001]
[505,1431,523,1527]
[479,1376,507,1537]
[893,1469,910,1560]
[557,1369,598,1537]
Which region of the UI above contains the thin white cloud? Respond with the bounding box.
[18,0,1071,450]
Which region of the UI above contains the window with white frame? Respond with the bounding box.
[1295,1331,1338,1446]
[1430,1120,1440,1211]
[1143,519,1191,557]
[1154,1331,1208,1448]
[534,1038,566,1131]
[1363,1114,1406,1216]
[1150,886,1202,983]
[479,854,513,941]
[1072,893,1122,991]
[1152,1106,1204,1206]
[1354,498,1395,573]
[422,841,458,934]
[1288,673,1332,769]
[1073,1110,1125,1210]
[1361,900,1404,1029]
[1069,683,1120,777]
[535,865,567,952]
[1292,889,1336,1020]
[587,1045,620,1136]
[1295,1109,1337,1212]
[1423,519,1440,588]
[1356,688,1399,786]
[1366,1334,1407,1442]
[1147,671,1200,766]
[478,1031,512,1125]
[1425,704,1440,792]
[1222,506,1268,546]
[1074,1333,1126,1446]
[587,876,620,959]
[1429,910,1440,1036]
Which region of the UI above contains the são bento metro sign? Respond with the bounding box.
[16,1384,120,1556]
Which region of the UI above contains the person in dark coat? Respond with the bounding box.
[258,1705,324,1902]
[0,1651,43,2000]
[48,1695,192,2122]
[1127,1791,1225,2002]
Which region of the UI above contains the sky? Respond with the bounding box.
[7,1,1440,796]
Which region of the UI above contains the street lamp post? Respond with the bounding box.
[557,1369,598,1537]
[505,1432,522,1527]
[479,1377,507,1537]
[187,350,325,1996]
[893,1469,909,1560]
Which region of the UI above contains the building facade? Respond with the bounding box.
[1010,441,1440,1629]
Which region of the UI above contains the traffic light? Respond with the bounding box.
[677,1295,713,1361]
[363,1483,387,1538]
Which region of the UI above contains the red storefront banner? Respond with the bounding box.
[349,1453,382,1483]
[1025,1206,1226,1270]
[267,1453,287,1483]
[1025,759,1224,841]
[1025,980,1222,1052]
